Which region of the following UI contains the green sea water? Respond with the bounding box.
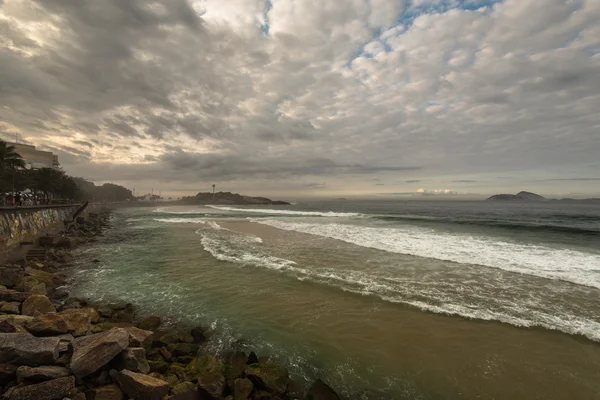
[69,201,600,399]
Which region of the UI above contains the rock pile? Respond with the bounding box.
[0,212,343,400]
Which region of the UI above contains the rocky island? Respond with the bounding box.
[179,192,290,206]
[486,191,547,201]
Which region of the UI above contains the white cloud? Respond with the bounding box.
[0,0,599,197]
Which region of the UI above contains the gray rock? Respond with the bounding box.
[112,348,150,374]
[21,295,55,316]
[70,328,130,377]
[0,333,60,366]
[113,369,169,400]
[305,379,341,400]
[122,326,153,348]
[25,314,70,336]
[3,375,75,400]
[16,365,70,383]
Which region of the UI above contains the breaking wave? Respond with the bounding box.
[252,219,600,290]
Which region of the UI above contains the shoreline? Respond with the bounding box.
[0,210,341,400]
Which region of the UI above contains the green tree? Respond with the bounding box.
[0,140,26,198]
[30,168,66,201]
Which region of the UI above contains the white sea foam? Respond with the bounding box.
[206,205,360,217]
[153,208,206,214]
[154,218,208,224]
[253,219,600,289]
[197,229,600,341]
[200,235,299,271]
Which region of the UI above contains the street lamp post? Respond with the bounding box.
[11,165,15,206]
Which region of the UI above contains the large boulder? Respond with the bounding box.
[3,375,75,400]
[0,333,60,366]
[25,314,70,336]
[244,364,289,395]
[137,316,161,331]
[305,379,341,400]
[84,383,125,400]
[234,378,253,400]
[70,328,129,377]
[21,295,55,316]
[113,369,169,400]
[59,308,91,336]
[112,348,150,374]
[0,290,30,303]
[0,266,24,288]
[16,365,70,383]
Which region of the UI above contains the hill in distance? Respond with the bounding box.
[180,191,290,205]
[486,191,547,201]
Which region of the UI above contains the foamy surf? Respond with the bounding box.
[196,228,600,342]
[206,205,360,217]
[154,218,208,224]
[252,219,600,290]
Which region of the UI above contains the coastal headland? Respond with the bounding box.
[0,210,340,400]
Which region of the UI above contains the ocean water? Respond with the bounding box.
[69,200,600,399]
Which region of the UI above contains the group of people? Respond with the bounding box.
[3,192,47,207]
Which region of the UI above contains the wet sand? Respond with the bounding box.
[217,220,600,399]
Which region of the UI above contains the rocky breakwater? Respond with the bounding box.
[0,214,342,400]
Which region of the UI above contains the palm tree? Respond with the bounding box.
[0,140,26,171]
[0,140,26,202]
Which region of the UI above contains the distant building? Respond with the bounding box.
[8,142,60,170]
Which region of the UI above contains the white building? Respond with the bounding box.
[8,142,60,170]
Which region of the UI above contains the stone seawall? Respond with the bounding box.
[0,206,79,261]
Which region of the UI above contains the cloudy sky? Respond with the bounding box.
[1,0,599,199]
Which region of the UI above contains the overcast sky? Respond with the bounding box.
[1,0,599,199]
